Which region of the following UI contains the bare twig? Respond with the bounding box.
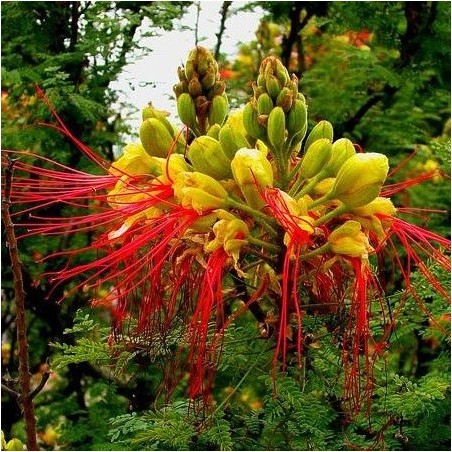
[2,156,39,450]
[214,1,232,60]
[1,383,20,400]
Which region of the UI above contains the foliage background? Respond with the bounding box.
[1,2,450,450]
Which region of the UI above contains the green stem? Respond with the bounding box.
[248,235,281,253]
[299,242,331,261]
[226,198,278,237]
[308,191,335,209]
[314,204,348,227]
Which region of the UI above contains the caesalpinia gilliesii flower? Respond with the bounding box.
[4,48,450,416]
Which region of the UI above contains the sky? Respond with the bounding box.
[110,1,263,139]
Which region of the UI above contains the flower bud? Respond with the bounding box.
[243,102,267,141]
[187,136,232,180]
[218,123,250,160]
[110,143,164,177]
[201,70,216,90]
[325,138,356,176]
[256,93,274,115]
[173,171,228,213]
[208,94,229,127]
[299,138,332,180]
[276,87,293,112]
[140,118,175,158]
[177,92,197,128]
[188,77,203,97]
[207,123,221,139]
[267,106,286,151]
[287,99,308,146]
[231,148,274,209]
[304,120,334,151]
[332,153,389,208]
[5,438,24,451]
[328,220,373,258]
[265,74,282,99]
[352,197,396,217]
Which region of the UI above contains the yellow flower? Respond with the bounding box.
[328,220,373,258]
[110,143,164,177]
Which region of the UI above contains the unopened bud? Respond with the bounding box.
[243,102,267,141]
[188,77,203,97]
[219,123,250,160]
[299,138,332,179]
[325,138,356,176]
[208,94,229,127]
[177,92,197,128]
[207,123,221,139]
[328,220,373,258]
[187,136,232,180]
[304,120,334,151]
[257,93,274,115]
[231,148,274,209]
[173,171,228,213]
[332,153,389,208]
[5,438,24,451]
[140,118,175,158]
[287,99,308,144]
[276,87,293,112]
[266,74,282,99]
[267,106,286,151]
[352,197,396,217]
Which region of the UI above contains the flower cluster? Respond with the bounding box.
[6,47,450,415]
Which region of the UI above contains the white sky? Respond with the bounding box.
[110,1,263,139]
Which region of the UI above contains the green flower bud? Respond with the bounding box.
[219,123,250,160]
[173,171,228,213]
[231,148,274,209]
[208,94,229,127]
[140,118,175,158]
[265,74,282,99]
[177,92,197,128]
[207,123,221,139]
[187,135,232,180]
[243,102,266,141]
[142,103,180,140]
[287,99,308,146]
[352,197,396,217]
[275,59,290,86]
[304,120,334,151]
[257,93,274,115]
[325,138,356,176]
[267,106,286,151]
[201,70,216,90]
[299,138,332,179]
[276,87,293,112]
[332,153,389,208]
[328,220,373,258]
[5,438,24,451]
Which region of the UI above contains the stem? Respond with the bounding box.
[2,157,38,451]
[307,191,334,209]
[226,197,278,236]
[314,204,348,227]
[248,236,281,253]
[299,242,331,261]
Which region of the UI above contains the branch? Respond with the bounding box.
[214,1,232,60]
[1,156,38,450]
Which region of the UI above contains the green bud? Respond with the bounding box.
[187,135,232,180]
[275,59,290,85]
[201,70,216,90]
[207,123,221,139]
[142,103,178,139]
[243,102,266,141]
[325,138,356,176]
[208,94,229,127]
[332,153,389,208]
[267,106,286,151]
[177,93,197,128]
[5,438,24,451]
[219,124,250,160]
[257,93,274,115]
[304,120,334,151]
[299,138,332,179]
[287,99,308,145]
[257,74,265,87]
[265,74,282,99]
[276,87,293,112]
[140,118,175,158]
